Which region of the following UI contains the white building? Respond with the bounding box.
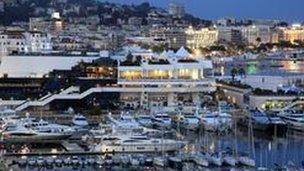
[0,30,52,55]
[241,25,271,45]
[117,47,215,110]
[241,71,304,92]
[24,31,52,53]
[185,27,218,49]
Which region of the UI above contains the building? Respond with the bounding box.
[29,17,66,35]
[185,27,218,49]
[242,25,272,45]
[0,30,52,54]
[164,28,187,49]
[0,30,26,54]
[278,25,304,43]
[24,31,52,53]
[1,47,216,111]
[0,55,99,78]
[241,71,304,92]
[218,27,242,44]
[168,3,185,18]
[117,47,215,110]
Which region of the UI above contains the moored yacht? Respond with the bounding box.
[92,135,185,153]
[200,111,232,132]
[151,113,172,129]
[135,115,153,127]
[72,114,89,127]
[2,118,75,142]
[278,109,304,131]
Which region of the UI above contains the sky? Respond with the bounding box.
[107,0,304,23]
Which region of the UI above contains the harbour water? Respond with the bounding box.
[216,59,304,76]
[4,126,304,170]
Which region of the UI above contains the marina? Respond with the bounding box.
[0,1,304,170]
[1,104,304,170]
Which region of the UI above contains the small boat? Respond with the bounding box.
[18,159,27,167]
[130,157,140,166]
[37,156,45,166]
[278,109,304,131]
[145,157,153,166]
[27,158,36,166]
[45,157,54,166]
[71,156,80,165]
[192,153,209,167]
[86,158,96,165]
[200,111,232,133]
[136,115,153,127]
[55,158,63,167]
[72,114,89,127]
[172,113,200,131]
[152,113,172,129]
[204,152,223,166]
[223,155,237,166]
[238,156,255,167]
[168,156,183,169]
[104,154,113,166]
[120,155,130,165]
[153,156,167,167]
[64,157,71,165]
[95,157,104,166]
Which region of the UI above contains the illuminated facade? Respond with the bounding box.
[117,48,216,110]
[278,26,304,43]
[185,27,218,49]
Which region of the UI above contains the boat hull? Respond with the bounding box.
[3,133,72,142]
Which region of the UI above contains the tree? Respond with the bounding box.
[256,37,261,46]
[238,68,246,78]
[230,68,238,81]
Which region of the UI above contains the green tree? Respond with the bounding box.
[238,68,246,77]
[230,68,238,81]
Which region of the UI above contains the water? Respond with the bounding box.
[216,60,304,76]
[183,129,304,169]
[6,128,304,170]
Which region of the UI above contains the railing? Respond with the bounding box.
[118,78,215,83]
[15,85,216,111]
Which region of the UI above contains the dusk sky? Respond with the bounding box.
[108,0,304,22]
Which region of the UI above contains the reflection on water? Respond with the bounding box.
[183,129,304,169]
[220,60,304,76]
[8,129,304,170]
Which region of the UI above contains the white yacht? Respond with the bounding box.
[151,113,172,129]
[72,114,89,127]
[278,109,304,131]
[178,113,200,131]
[0,109,19,129]
[106,113,159,135]
[92,135,185,153]
[238,156,256,167]
[200,111,232,132]
[136,115,153,127]
[2,118,75,142]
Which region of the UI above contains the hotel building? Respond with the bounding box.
[185,27,218,49]
[278,25,304,43]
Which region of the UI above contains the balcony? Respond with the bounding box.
[118,78,215,85]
